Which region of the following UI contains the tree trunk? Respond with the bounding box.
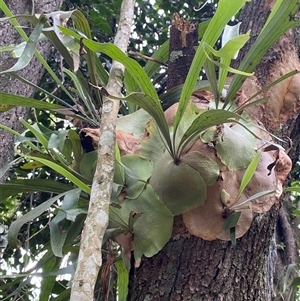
[128,1,300,300]
[0,0,62,182]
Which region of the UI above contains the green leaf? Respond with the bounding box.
[203,44,254,76]
[0,3,77,104]
[232,189,275,209]
[114,143,125,185]
[236,152,261,201]
[122,155,153,200]
[71,9,103,104]
[0,158,21,179]
[181,151,219,186]
[68,130,84,165]
[116,108,152,137]
[63,68,98,121]
[50,189,81,257]
[209,30,251,59]
[79,150,97,182]
[8,191,71,248]
[140,119,167,163]
[109,92,172,155]
[20,119,49,149]
[160,80,211,111]
[0,179,79,201]
[222,211,242,230]
[174,0,248,137]
[59,26,159,101]
[51,288,71,301]
[115,260,129,301]
[238,70,299,111]
[203,55,220,107]
[26,155,91,194]
[150,152,207,215]
[48,130,69,152]
[215,123,257,170]
[226,1,300,105]
[0,14,47,74]
[0,92,65,110]
[39,257,61,301]
[284,187,300,193]
[230,227,237,245]
[144,40,169,79]
[234,97,270,113]
[178,110,242,156]
[124,184,173,266]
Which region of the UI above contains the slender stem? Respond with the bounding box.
[70,1,136,300]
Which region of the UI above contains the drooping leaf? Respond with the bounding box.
[0,14,47,74]
[8,191,71,248]
[236,70,299,112]
[25,155,91,194]
[0,179,79,201]
[232,189,275,209]
[50,189,81,257]
[123,184,173,266]
[222,211,242,230]
[58,26,158,101]
[70,9,104,104]
[0,92,65,111]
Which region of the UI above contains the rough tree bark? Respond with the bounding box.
[0,0,62,182]
[128,1,300,300]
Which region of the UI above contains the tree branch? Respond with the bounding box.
[70,1,136,300]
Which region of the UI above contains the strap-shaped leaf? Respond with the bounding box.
[226,0,300,105]
[8,191,70,248]
[0,179,78,200]
[26,155,91,194]
[173,0,249,138]
[0,92,64,110]
[236,152,261,201]
[178,110,241,156]
[0,14,47,74]
[50,189,81,257]
[115,260,129,301]
[58,26,159,102]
